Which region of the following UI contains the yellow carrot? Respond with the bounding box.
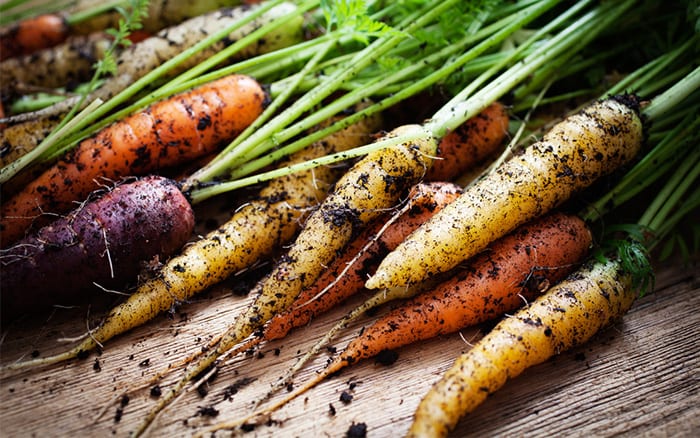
[407,258,636,437]
[367,97,644,290]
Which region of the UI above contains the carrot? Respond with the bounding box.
[0,116,61,170]
[200,211,593,434]
[0,175,194,319]
[425,101,509,182]
[1,32,110,96]
[134,123,438,437]
[0,14,69,61]
[407,257,636,437]
[366,96,644,290]
[0,104,382,371]
[68,0,250,36]
[224,181,463,361]
[334,212,592,365]
[0,73,266,246]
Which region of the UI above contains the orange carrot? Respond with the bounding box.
[0,14,69,60]
[333,211,591,366]
[0,73,266,246]
[204,212,592,434]
[425,101,509,182]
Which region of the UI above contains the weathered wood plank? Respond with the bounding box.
[1,258,697,437]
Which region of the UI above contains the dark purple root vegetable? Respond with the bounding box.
[0,175,194,319]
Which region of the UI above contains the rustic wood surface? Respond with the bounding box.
[1,255,698,437]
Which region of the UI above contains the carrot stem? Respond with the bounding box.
[643,66,700,122]
[192,0,634,201]
[427,0,633,138]
[186,0,560,197]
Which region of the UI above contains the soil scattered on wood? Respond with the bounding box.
[346,422,367,437]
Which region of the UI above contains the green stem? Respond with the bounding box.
[188,129,422,203]
[442,0,586,121]
[649,187,700,251]
[160,0,317,89]
[221,39,338,161]
[639,145,700,231]
[222,0,559,182]
[643,65,700,122]
[426,0,630,137]
[605,36,698,97]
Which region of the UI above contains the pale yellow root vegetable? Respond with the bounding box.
[366,97,644,290]
[0,32,110,95]
[0,105,382,372]
[134,123,438,437]
[0,116,58,169]
[407,258,636,438]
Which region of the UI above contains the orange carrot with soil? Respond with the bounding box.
[201,211,593,434]
[0,73,266,246]
[0,175,195,319]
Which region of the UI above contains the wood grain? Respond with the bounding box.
[1,257,698,437]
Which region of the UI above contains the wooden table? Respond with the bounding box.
[1,256,698,437]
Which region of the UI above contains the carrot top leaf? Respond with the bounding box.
[94,0,149,78]
[320,0,400,44]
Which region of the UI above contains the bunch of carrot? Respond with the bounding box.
[0,1,697,437]
[0,0,539,350]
